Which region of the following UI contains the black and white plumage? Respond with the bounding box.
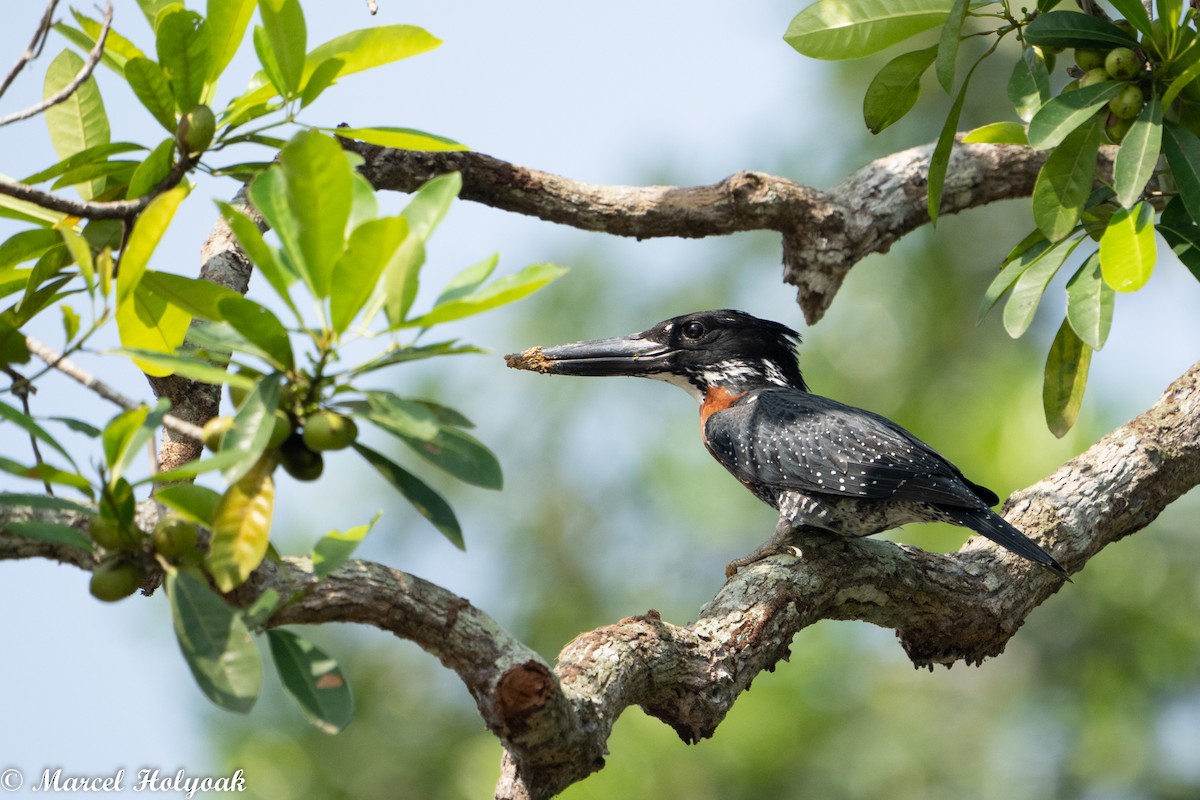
[505,309,1067,578]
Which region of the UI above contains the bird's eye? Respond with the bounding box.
[681,321,705,340]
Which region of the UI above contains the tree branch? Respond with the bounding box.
[349,139,1114,324]
[26,335,204,442]
[3,359,1196,800]
[0,0,59,101]
[0,2,111,128]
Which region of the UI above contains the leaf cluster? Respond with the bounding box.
[786,0,1200,435]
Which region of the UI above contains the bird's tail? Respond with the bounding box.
[943,508,1070,580]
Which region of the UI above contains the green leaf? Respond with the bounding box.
[136,0,178,29]
[961,121,1029,145]
[397,426,502,489]
[1023,11,1139,50]
[0,229,62,269]
[257,0,306,97]
[216,296,295,371]
[217,201,298,316]
[277,131,353,299]
[330,216,408,334]
[155,483,222,527]
[116,282,193,377]
[206,0,257,96]
[312,515,378,579]
[124,57,177,132]
[267,629,354,734]
[784,0,952,60]
[978,231,1049,321]
[928,53,982,223]
[345,341,483,379]
[378,172,463,326]
[184,320,288,368]
[0,492,94,515]
[328,126,467,152]
[230,24,441,113]
[352,443,461,548]
[1008,47,1051,124]
[128,137,176,199]
[1162,120,1200,226]
[862,46,937,134]
[357,391,441,440]
[0,399,81,472]
[1099,201,1156,292]
[220,372,283,485]
[1031,114,1105,242]
[1113,96,1162,209]
[71,10,148,71]
[116,186,189,305]
[43,50,111,200]
[61,303,81,341]
[1157,196,1200,282]
[112,348,254,392]
[21,142,144,185]
[6,519,91,550]
[435,253,500,307]
[141,269,241,321]
[299,57,343,109]
[156,9,212,113]
[935,0,968,93]
[208,460,275,592]
[407,263,567,328]
[57,226,94,291]
[149,448,248,483]
[1065,251,1114,350]
[1002,236,1081,337]
[1106,0,1154,38]
[1027,81,1122,150]
[0,457,91,493]
[1043,317,1092,438]
[102,399,170,484]
[168,567,262,713]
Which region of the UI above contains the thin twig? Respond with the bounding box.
[1,366,52,494]
[0,148,195,221]
[25,336,205,442]
[0,2,112,128]
[0,0,59,101]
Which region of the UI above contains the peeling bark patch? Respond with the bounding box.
[505,347,552,373]
[497,661,556,729]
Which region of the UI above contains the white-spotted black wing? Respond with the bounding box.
[703,388,996,509]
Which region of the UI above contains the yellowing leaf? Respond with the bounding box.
[116,281,192,376]
[116,185,189,304]
[208,460,275,592]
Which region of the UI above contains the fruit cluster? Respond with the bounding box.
[1066,44,1148,143]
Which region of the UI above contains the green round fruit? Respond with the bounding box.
[1104,47,1142,80]
[152,515,198,561]
[302,410,359,452]
[1078,67,1111,88]
[89,516,126,550]
[176,105,216,155]
[268,409,293,450]
[202,415,234,451]
[1075,48,1108,72]
[1106,112,1135,144]
[280,433,324,481]
[89,559,143,602]
[1108,84,1145,120]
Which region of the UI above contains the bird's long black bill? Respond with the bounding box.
[505,335,672,377]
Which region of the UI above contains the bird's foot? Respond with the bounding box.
[724,520,813,578]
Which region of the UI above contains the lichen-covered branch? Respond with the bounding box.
[348,139,1114,324]
[3,360,1196,800]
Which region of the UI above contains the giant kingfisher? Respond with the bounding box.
[506,309,1068,579]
